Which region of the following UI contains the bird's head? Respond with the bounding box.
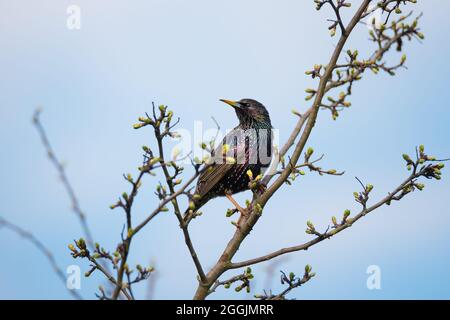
[220,98,272,128]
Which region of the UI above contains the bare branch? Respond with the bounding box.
[207,268,254,297]
[33,109,94,247]
[256,267,315,300]
[0,216,82,300]
[69,238,132,300]
[152,103,207,282]
[229,151,446,270]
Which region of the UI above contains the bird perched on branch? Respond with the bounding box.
[184,99,273,224]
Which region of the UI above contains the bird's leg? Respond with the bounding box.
[225,193,249,228]
[226,194,247,216]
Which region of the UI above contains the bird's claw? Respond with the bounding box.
[256,183,267,195]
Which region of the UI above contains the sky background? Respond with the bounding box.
[1,0,450,300]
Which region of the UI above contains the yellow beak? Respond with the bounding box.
[220,99,240,108]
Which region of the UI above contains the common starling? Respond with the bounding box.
[185,99,273,221]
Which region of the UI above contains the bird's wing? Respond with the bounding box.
[196,132,248,198]
[196,162,233,198]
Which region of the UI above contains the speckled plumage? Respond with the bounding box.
[192,99,273,210]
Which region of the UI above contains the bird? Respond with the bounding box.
[184,98,273,224]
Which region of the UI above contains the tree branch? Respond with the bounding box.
[33,109,94,248]
[0,216,82,300]
[230,152,446,269]
[152,103,207,282]
[192,0,373,300]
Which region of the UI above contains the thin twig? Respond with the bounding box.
[33,109,94,247]
[0,216,82,300]
[229,166,429,269]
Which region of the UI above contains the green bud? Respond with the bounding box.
[77,238,86,249]
[149,157,161,166]
[332,216,338,225]
[401,54,407,64]
[305,264,312,274]
[226,209,235,217]
[330,27,336,37]
[291,109,302,117]
[254,203,263,215]
[225,157,236,164]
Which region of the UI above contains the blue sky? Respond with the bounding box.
[1,0,450,299]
